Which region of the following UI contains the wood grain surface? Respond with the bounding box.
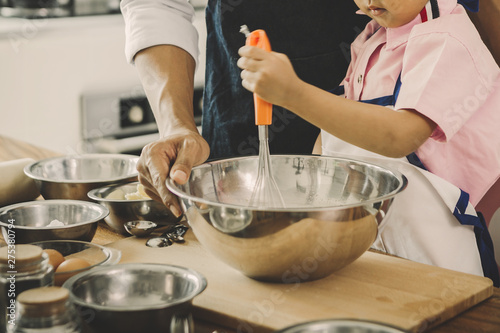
[108,231,493,333]
[1,135,500,333]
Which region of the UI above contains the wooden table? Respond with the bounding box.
[1,134,500,333]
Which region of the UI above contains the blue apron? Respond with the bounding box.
[202,0,369,159]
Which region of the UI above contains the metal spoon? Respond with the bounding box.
[146,224,189,248]
[124,220,159,237]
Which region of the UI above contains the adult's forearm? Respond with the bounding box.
[134,44,198,137]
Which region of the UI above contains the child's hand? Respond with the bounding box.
[237,46,301,108]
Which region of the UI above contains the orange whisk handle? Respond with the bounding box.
[253,95,272,126]
[245,29,271,51]
[245,29,272,126]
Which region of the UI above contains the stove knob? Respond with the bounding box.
[128,105,144,124]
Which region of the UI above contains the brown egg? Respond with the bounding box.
[43,249,65,270]
[55,258,91,286]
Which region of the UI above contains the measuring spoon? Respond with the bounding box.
[124,220,159,237]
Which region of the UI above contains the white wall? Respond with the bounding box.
[0,11,206,155]
[0,15,142,154]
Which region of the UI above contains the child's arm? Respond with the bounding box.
[237,46,437,158]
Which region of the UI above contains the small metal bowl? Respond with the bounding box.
[88,181,181,234]
[31,240,121,286]
[167,155,407,282]
[63,263,207,333]
[0,200,109,243]
[24,154,139,201]
[275,319,409,333]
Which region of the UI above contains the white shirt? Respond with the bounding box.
[120,0,200,65]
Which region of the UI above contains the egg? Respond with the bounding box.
[56,258,91,272]
[43,249,65,270]
[55,258,91,286]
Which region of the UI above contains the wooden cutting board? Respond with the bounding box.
[107,230,493,333]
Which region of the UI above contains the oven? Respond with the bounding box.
[81,86,204,155]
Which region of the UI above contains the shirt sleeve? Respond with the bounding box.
[120,0,199,65]
[395,30,491,142]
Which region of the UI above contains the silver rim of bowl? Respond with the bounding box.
[23,154,139,183]
[275,318,409,333]
[29,240,120,271]
[0,200,109,229]
[63,263,208,311]
[166,154,408,212]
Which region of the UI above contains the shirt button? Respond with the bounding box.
[357,74,363,84]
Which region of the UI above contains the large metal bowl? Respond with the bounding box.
[63,263,207,333]
[275,319,409,333]
[87,181,181,234]
[0,200,109,243]
[167,155,407,282]
[24,154,139,201]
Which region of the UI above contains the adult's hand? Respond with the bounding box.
[133,45,207,216]
[137,130,209,217]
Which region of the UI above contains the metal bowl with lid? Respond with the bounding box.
[24,154,139,201]
[167,155,407,282]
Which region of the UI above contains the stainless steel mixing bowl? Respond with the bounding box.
[87,181,182,234]
[24,154,139,201]
[0,200,109,243]
[275,319,409,333]
[63,263,207,333]
[166,155,407,282]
